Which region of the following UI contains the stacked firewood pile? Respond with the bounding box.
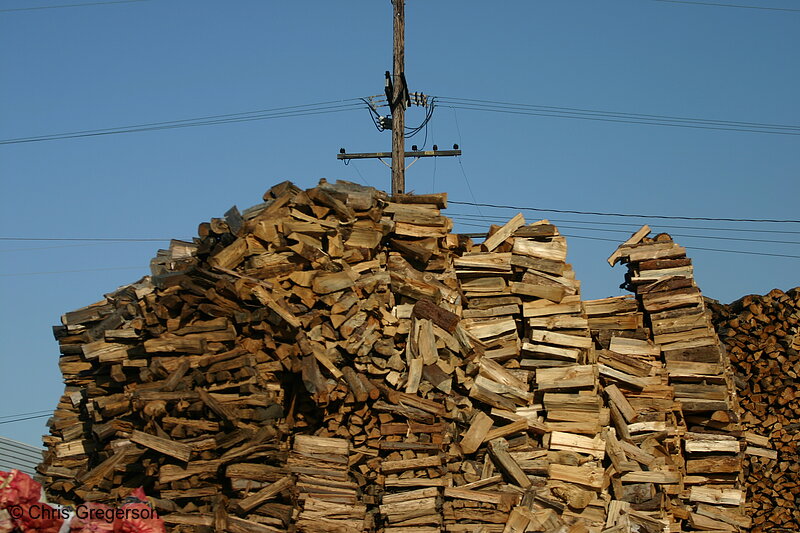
[38,180,757,532]
[610,227,755,532]
[707,288,799,533]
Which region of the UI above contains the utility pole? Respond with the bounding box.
[336,1,461,192]
[391,0,406,195]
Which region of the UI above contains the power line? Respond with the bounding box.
[3,220,799,278]
[665,244,800,259]
[449,107,483,217]
[651,0,800,13]
[0,0,149,12]
[405,97,436,138]
[0,243,157,252]
[448,214,800,245]
[0,410,52,420]
[447,212,800,235]
[451,220,800,259]
[571,225,800,246]
[349,160,372,187]
[0,100,365,145]
[0,237,170,242]
[7,94,798,146]
[438,97,800,136]
[0,414,51,425]
[0,266,143,277]
[440,97,800,132]
[441,103,800,137]
[3,215,799,253]
[456,159,484,218]
[563,233,800,259]
[449,200,800,224]
[2,104,363,145]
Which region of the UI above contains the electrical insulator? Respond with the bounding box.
[378,116,393,130]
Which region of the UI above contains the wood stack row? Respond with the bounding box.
[610,227,752,532]
[708,288,799,532]
[448,217,616,532]
[39,180,753,532]
[584,294,687,532]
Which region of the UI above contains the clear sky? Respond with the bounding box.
[1,0,798,446]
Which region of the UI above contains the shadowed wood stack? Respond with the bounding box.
[707,288,799,533]
[37,181,754,532]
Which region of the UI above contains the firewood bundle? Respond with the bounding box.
[707,288,799,533]
[38,180,755,532]
[288,435,367,533]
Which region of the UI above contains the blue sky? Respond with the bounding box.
[1,0,798,446]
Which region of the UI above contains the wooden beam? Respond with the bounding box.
[337,149,462,160]
[391,0,405,194]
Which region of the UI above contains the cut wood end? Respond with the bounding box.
[607,224,651,265]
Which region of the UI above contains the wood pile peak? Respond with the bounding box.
[39,179,762,532]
